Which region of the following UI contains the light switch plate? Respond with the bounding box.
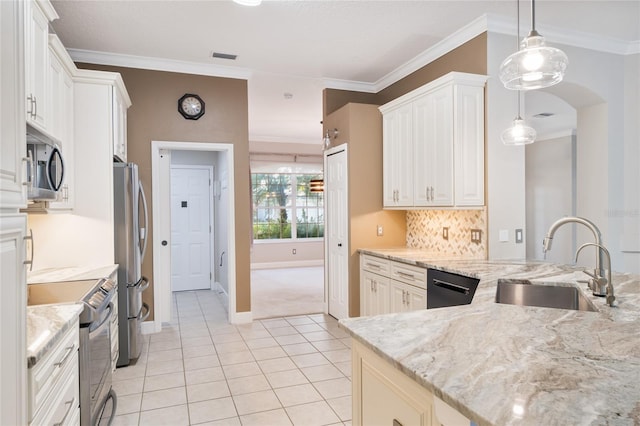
[377,225,384,236]
[515,228,523,244]
[442,227,449,240]
[499,229,509,242]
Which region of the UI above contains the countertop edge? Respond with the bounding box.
[27,303,84,368]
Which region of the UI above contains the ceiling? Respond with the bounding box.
[50,0,640,145]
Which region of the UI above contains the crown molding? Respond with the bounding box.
[322,78,377,93]
[67,48,252,80]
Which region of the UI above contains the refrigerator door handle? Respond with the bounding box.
[140,302,150,322]
[139,180,149,261]
[138,276,150,293]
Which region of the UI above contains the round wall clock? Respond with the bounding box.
[178,93,205,120]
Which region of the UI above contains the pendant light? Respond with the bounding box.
[499,0,568,90]
[502,0,536,145]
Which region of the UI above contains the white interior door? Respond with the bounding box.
[326,147,349,319]
[171,166,213,292]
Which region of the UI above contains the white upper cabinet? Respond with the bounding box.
[382,104,413,207]
[112,87,128,162]
[46,35,76,211]
[380,72,487,209]
[24,0,58,134]
[1,0,28,209]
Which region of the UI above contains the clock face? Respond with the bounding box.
[178,94,205,120]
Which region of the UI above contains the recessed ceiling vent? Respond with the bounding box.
[533,112,555,118]
[212,52,238,60]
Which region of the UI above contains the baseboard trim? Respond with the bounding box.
[141,321,158,335]
[214,281,229,307]
[251,260,324,270]
[231,311,253,324]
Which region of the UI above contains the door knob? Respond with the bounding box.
[161,240,168,246]
[338,243,342,247]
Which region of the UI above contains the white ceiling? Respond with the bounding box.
[50,0,640,145]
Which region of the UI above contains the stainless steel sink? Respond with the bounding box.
[495,280,598,312]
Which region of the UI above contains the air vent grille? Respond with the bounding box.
[212,52,238,60]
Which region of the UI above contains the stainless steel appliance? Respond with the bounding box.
[113,162,150,367]
[426,269,480,309]
[25,129,65,201]
[28,276,118,426]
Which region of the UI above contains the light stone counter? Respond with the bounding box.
[27,264,118,284]
[27,303,83,368]
[341,248,640,425]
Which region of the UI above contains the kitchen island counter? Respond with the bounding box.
[341,248,640,425]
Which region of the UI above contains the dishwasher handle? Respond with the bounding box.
[432,278,470,295]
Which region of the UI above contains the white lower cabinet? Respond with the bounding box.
[353,339,434,426]
[360,254,426,316]
[28,322,79,425]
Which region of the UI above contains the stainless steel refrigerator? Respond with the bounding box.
[113,162,150,367]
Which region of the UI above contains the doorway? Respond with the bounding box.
[170,165,214,292]
[151,141,238,331]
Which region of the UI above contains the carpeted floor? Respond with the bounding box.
[251,266,324,319]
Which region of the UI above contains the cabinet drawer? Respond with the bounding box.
[30,350,79,425]
[28,324,79,422]
[361,254,390,275]
[390,261,427,289]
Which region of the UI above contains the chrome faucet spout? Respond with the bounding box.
[542,216,605,279]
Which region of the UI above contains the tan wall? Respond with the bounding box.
[324,103,406,317]
[77,63,251,318]
[323,33,488,118]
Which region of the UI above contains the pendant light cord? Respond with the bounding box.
[516,0,522,119]
[530,0,536,33]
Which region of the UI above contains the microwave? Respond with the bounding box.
[26,133,65,201]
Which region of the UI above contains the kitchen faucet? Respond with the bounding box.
[575,242,616,307]
[542,216,610,297]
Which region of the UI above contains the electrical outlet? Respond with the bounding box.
[292,249,296,255]
[470,229,482,244]
[377,225,384,236]
[442,227,449,240]
[515,228,523,244]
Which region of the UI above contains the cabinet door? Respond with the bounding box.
[0,0,27,209]
[354,340,433,426]
[454,84,485,206]
[362,270,390,316]
[414,86,453,207]
[389,280,407,313]
[25,0,50,130]
[0,215,27,426]
[406,284,427,311]
[383,104,413,207]
[47,69,74,211]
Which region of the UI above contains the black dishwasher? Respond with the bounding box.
[427,269,480,309]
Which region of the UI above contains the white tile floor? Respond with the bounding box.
[105,290,352,426]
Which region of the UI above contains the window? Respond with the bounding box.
[252,173,324,240]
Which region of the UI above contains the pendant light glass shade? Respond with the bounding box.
[501,116,537,145]
[499,32,569,90]
[499,0,568,91]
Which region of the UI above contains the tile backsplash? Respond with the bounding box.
[406,209,487,259]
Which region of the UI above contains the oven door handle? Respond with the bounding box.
[89,303,113,339]
[432,279,470,295]
[140,302,150,322]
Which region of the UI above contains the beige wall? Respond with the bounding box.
[323,33,488,118]
[77,63,252,318]
[324,103,406,317]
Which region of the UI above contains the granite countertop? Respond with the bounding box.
[27,264,118,284]
[26,264,117,368]
[341,248,640,425]
[27,303,84,368]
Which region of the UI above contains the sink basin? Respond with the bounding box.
[495,280,597,312]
